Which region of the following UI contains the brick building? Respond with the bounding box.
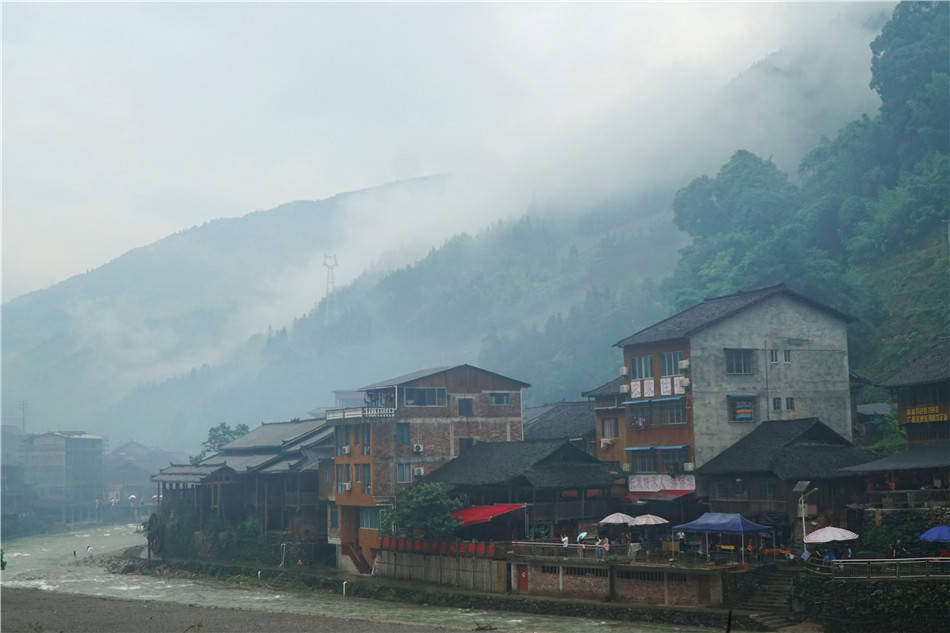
[24,431,104,523]
[585,284,855,507]
[325,364,529,570]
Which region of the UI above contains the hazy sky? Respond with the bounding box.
[2,2,890,302]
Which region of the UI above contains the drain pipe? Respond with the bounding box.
[342,580,348,598]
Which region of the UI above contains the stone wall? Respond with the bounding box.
[375,550,506,593]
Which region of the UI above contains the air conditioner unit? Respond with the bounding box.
[342,482,352,491]
[413,466,425,476]
[680,377,690,389]
[412,443,424,453]
[683,462,694,472]
[619,383,630,394]
[341,446,351,455]
[620,366,629,377]
[678,359,690,370]
[621,463,632,473]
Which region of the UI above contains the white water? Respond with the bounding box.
[1,524,713,633]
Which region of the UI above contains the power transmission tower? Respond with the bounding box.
[323,254,338,323]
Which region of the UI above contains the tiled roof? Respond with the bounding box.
[615,284,855,348]
[152,462,230,483]
[882,341,950,387]
[582,376,626,398]
[840,441,950,472]
[357,364,530,390]
[223,418,327,450]
[524,401,595,441]
[425,440,589,487]
[199,452,276,472]
[697,418,875,480]
[525,462,622,489]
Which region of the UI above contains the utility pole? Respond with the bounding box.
[323,254,338,324]
[19,400,27,432]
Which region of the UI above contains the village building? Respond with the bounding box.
[423,439,621,540]
[523,400,596,455]
[324,364,529,572]
[24,431,104,524]
[841,341,950,510]
[585,284,855,509]
[153,418,334,543]
[695,418,874,543]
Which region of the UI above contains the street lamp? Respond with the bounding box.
[798,486,819,549]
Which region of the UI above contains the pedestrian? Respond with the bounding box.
[890,538,908,558]
[560,532,569,556]
[73,550,77,559]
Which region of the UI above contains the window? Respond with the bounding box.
[458,437,475,453]
[458,398,474,417]
[769,349,778,363]
[773,397,782,412]
[728,396,756,422]
[336,464,344,494]
[762,481,776,499]
[362,424,371,455]
[734,479,748,497]
[786,397,795,411]
[490,392,510,406]
[344,464,351,482]
[363,464,372,494]
[660,399,687,425]
[784,349,792,363]
[330,504,339,529]
[601,418,618,439]
[632,450,656,473]
[396,422,411,445]
[397,463,412,483]
[354,423,361,445]
[628,403,652,430]
[402,387,447,406]
[661,448,686,474]
[661,351,685,377]
[725,349,754,374]
[355,465,361,482]
[631,354,653,380]
[714,481,728,499]
[359,508,381,530]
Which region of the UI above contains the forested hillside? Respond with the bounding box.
[660,1,948,378]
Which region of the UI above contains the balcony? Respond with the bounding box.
[326,407,396,421]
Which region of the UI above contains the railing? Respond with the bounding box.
[826,557,950,580]
[864,488,950,508]
[326,407,396,420]
[378,536,496,558]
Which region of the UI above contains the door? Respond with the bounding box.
[517,564,529,591]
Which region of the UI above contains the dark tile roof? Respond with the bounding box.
[425,440,593,487]
[525,462,622,489]
[582,376,626,398]
[615,284,855,348]
[840,442,950,472]
[358,364,530,391]
[697,418,875,480]
[152,462,230,483]
[882,341,950,387]
[523,404,558,425]
[524,401,595,441]
[223,418,327,450]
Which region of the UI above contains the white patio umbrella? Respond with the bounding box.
[803,526,859,544]
[630,514,669,526]
[599,512,637,525]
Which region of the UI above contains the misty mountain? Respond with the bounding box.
[3,7,893,452]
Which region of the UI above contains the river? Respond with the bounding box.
[0,524,712,633]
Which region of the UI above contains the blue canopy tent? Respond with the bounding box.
[673,512,774,563]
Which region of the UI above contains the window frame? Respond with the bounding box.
[773,397,782,412]
[632,450,656,474]
[725,348,754,375]
[402,387,448,407]
[601,417,619,439]
[396,462,412,483]
[660,399,687,426]
[489,392,511,406]
[458,398,474,417]
[769,349,779,363]
[660,351,685,377]
[786,397,795,411]
[395,422,411,445]
[784,349,792,363]
[728,395,757,422]
[630,354,654,380]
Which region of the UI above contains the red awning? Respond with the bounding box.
[622,489,693,503]
[452,504,526,526]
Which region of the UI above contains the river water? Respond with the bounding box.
[0,524,712,633]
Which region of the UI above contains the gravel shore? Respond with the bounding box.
[0,587,463,633]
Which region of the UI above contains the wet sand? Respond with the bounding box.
[0,587,464,633]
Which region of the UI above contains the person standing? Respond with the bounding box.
[891,538,908,558]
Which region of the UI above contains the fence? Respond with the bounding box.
[827,557,950,580]
[377,536,496,558]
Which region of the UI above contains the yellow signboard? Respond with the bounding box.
[903,405,949,424]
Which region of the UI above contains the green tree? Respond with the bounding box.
[381,482,462,540]
[189,422,250,464]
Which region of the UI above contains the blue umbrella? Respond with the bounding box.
[920,526,950,542]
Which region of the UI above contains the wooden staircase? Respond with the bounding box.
[342,542,372,575]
